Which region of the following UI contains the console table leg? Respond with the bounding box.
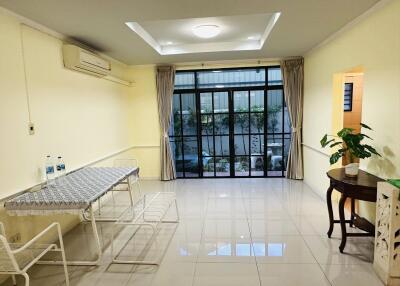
[350,198,355,227]
[339,194,348,253]
[326,185,334,238]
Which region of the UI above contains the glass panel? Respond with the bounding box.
[250,90,264,111]
[234,135,249,155]
[235,156,249,176]
[200,93,212,113]
[234,91,249,112]
[180,93,196,135]
[267,135,283,176]
[173,94,180,113]
[251,155,264,176]
[250,113,264,133]
[183,137,199,177]
[267,90,283,134]
[234,114,249,134]
[344,82,353,110]
[214,114,229,135]
[284,134,291,172]
[215,157,230,177]
[268,67,282,86]
[201,114,213,136]
[202,136,214,156]
[215,136,230,156]
[174,72,195,89]
[170,112,181,136]
[203,157,214,177]
[170,94,181,136]
[170,138,183,177]
[284,101,291,134]
[181,93,195,112]
[197,68,265,88]
[251,134,264,155]
[182,115,196,135]
[214,92,228,113]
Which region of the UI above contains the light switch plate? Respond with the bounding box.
[28,122,35,135]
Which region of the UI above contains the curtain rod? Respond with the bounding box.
[175,59,278,69]
[174,57,302,70]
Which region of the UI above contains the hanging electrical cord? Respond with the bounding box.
[19,23,32,124]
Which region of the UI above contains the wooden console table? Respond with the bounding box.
[326,168,383,253]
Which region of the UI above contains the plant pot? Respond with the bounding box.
[345,163,359,177]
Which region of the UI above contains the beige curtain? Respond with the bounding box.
[281,58,304,180]
[156,66,176,181]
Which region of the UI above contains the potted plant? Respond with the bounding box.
[320,123,381,177]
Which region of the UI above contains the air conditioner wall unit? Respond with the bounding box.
[62,44,111,77]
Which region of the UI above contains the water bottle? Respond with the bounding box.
[56,156,66,177]
[45,155,55,185]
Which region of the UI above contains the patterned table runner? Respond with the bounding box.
[4,167,139,215]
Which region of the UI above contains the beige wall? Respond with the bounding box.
[303,0,400,221]
[0,9,134,247]
[127,65,161,179]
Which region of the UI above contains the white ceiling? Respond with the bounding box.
[127,13,280,55]
[0,0,380,65]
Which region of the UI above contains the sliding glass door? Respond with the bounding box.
[169,66,290,178]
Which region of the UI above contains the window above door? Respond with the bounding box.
[174,67,283,90]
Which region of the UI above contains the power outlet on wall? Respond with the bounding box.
[28,122,35,135]
[9,232,21,243]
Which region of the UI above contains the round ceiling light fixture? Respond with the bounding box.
[192,25,220,38]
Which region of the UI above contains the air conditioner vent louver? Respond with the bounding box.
[62,44,111,77]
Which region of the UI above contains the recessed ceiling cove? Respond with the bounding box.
[126,13,280,55]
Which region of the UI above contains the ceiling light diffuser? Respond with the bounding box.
[192,25,220,38]
[125,12,281,55]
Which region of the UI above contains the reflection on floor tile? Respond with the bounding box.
[0,178,382,286]
[252,235,316,264]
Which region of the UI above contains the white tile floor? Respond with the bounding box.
[2,178,384,286]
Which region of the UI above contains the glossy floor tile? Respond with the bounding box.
[258,263,331,286]
[0,178,383,286]
[193,263,260,286]
[321,264,384,286]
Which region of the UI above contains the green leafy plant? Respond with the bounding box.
[235,108,249,155]
[267,104,282,140]
[251,105,264,154]
[320,123,381,165]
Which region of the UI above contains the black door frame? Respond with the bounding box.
[172,66,287,178]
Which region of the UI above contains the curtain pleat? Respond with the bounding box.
[281,58,304,180]
[156,66,176,181]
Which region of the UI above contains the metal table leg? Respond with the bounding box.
[37,205,102,266]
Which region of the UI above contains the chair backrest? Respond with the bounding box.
[0,223,20,272]
[114,158,139,182]
[114,158,141,197]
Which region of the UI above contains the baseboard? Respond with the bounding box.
[140,176,161,181]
